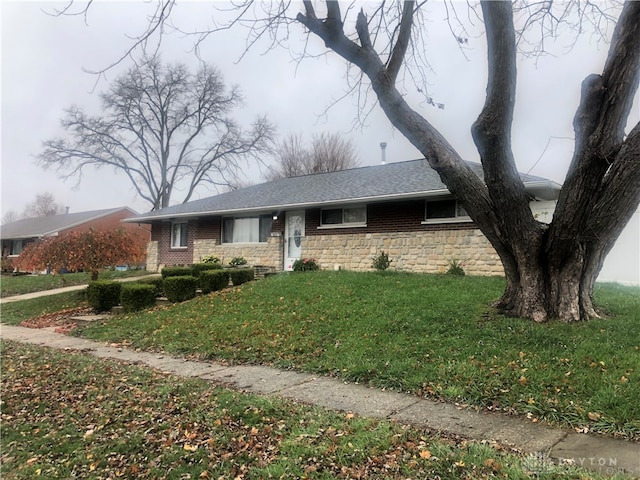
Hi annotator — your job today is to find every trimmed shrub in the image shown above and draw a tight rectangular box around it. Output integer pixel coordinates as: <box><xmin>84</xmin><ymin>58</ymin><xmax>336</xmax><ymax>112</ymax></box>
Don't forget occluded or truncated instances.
<box><xmin>120</xmin><ymin>283</ymin><xmax>157</xmax><ymax>313</ymax></box>
<box><xmin>200</xmin><ymin>269</ymin><xmax>230</xmax><ymax>294</ymax></box>
<box><xmin>163</xmin><ymin>275</ymin><xmax>198</xmax><ymax>303</ymax></box>
<box><xmin>136</xmin><ymin>277</ymin><xmax>164</xmax><ymax>297</ymax></box>
<box><xmin>161</xmin><ymin>266</ymin><xmax>193</xmax><ymax>279</ymax></box>
<box><xmin>229</xmin><ymin>268</ymin><xmax>255</xmax><ymax>286</ymax></box>
<box><xmin>191</xmin><ymin>262</ymin><xmax>223</xmax><ymax>277</ymax></box>
<box><xmin>86</xmin><ymin>281</ymin><xmax>122</xmax><ymax>313</ymax></box>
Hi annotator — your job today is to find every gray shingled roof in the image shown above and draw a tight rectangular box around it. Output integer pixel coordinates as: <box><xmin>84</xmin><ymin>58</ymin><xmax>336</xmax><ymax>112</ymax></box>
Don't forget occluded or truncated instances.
<box><xmin>128</xmin><ymin>159</ymin><xmax>561</xmax><ymax>222</ymax></box>
<box><xmin>1</xmin><ymin>207</ymin><xmax>134</xmax><ymax>240</ymax></box>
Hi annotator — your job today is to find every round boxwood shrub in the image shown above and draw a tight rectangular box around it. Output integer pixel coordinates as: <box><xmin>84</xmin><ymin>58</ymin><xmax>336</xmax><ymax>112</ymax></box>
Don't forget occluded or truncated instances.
<box><xmin>136</xmin><ymin>277</ymin><xmax>164</xmax><ymax>297</ymax></box>
<box><xmin>163</xmin><ymin>275</ymin><xmax>198</xmax><ymax>303</ymax></box>
<box><xmin>200</xmin><ymin>269</ymin><xmax>230</xmax><ymax>294</ymax></box>
<box><xmin>161</xmin><ymin>266</ymin><xmax>193</xmax><ymax>279</ymax></box>
<box><xmin>120</xmin><ymin>283</ymin><xmax>157</xmax><ymax>313</ymax></box>
<box><xmin>86</xmin><ymin>281</ymin><xmax>122</xmax><ymax>313</ymax></box>
<box><xmin>191</xmin><ymin>262</ymin><xmax>223</xmax><ymax>278</ymax></box>
<box><xmin>228</xmin><ymin>268</ymin><xmax>255</xmax><ymax>286</ymax></box>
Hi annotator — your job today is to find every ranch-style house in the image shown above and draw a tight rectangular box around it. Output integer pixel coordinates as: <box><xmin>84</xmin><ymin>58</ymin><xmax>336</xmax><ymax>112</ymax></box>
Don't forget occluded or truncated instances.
<box><xmin>126</xmin><ymin>159</ymin><xmax>560</xmax><ymax>276</ymax></box>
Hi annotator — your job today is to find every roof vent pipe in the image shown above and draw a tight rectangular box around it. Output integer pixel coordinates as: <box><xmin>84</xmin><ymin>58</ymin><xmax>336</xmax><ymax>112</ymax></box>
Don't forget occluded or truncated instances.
<box><xmin>380</xmin><ymin>142</ymin><xmax>387</xmax><ymax>165</ymax></box>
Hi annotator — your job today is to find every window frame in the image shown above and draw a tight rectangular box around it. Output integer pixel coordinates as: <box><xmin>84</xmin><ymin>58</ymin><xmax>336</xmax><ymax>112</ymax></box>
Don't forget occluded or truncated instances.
<box><xmin>221</xmin><ymin>215</ymin><xmax>273</xmax><ymax>244</ymax></box>
<box><xmin>170</xmin><ymin>221</ymin><xmax>189</xmax><ymax>249</ymax></box>
<box><xmin>422</xmin><ymin>198</ymin><xmax>471</xmax><ymax>224</ymax></box>
<box><xmin>8</xmin><ymin>239</ymin><xmax>24</xmax><ymax>257</ymax></box>
<box><xmin>318</xmin><ymin>205</ymin><xmax>367</xmax><ymax>229</ymax></box>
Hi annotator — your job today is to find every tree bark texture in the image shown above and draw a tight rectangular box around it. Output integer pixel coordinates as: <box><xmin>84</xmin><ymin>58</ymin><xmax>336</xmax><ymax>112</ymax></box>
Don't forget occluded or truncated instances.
<box><xmin>298</xmin><ymin>1</ymin><xmax>640</xmax><ymax>322</ymax></box>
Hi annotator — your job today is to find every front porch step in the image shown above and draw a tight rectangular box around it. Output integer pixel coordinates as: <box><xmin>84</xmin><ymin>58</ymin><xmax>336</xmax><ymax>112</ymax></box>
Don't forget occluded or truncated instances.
<box><xmin>69</xmin><ymin>315</ymin><xmax>110</xmax><ymax>326</ymax></box>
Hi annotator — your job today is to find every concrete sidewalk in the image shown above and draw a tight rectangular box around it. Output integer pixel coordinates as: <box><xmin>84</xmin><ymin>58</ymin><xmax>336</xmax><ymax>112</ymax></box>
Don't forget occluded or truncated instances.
<box><xmin>1</xmin><ymin>324</ymin><xmax>638</xmax><ymax>477</ymax></box>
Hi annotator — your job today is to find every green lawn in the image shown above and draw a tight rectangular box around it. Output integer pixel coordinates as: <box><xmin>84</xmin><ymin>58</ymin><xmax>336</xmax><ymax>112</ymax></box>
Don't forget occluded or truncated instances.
<box><xmin>70</xmin><ymin>271</ymin><xmax>640</xmax><ymax>440</ymax></box>
<box><xmin>1</xmin><ymin>340</ymin><xmax>620</xmax><ymax>480</ymax></box>
<box><xmin>0</xmin><ymin>269</ymin><xmax>150</xmax><ymax>298</ymax></box>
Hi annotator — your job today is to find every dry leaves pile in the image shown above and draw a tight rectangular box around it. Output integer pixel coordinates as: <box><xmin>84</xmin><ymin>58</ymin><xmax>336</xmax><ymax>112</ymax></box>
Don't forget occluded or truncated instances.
<box><xmin>17</xmin><ymin>306</ymin><xmax>93</xmax><ymax>333</ymax></box>
<box><xmin>1</xmin><ymin>341</ymin><xmax>547</xmax><ymax>480</ymax></box>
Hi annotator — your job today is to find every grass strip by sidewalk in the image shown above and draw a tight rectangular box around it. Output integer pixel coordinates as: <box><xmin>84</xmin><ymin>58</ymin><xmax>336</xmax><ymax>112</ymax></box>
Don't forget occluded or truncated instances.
<box><xmin>0</xmin><ymin>290</ymin><xmax>88</xmax><ymax>325</ymax></box>
<box><xmin>2</xmin><ymin>340</ymin><xmax>625</xmax><ymax>480</ymax></box>
<box><xmin>75</xmin><ymin>271</ymin><xmax>640</xmax><ymax>440</ymax></box>
<box><xmin>0</xmin><ymin>269</ymin><xmax>150</xmax><ymax>298</ymax></box>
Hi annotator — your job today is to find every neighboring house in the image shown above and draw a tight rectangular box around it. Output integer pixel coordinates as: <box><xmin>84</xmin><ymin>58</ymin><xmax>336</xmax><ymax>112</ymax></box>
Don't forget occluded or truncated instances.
<box><xmin>126</xmin><ymin>159</ymin><xmax>560</xmax><ymax>276</ymax></box>
<box><xmin>1</xmin><ymin>207</ymin><xmax>151</xmax><ymax>270</ymax></box>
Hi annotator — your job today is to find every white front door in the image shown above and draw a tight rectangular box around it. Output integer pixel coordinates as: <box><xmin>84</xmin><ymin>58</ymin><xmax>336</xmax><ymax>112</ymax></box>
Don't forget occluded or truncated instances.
<box><xmin>284</xmin><ymin>210</ymin><xmax>305</xmax><ymax>271</ymax></box>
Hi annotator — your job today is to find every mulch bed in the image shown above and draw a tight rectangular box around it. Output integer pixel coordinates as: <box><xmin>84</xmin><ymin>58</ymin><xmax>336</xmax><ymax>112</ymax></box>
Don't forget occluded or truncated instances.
<box><xmin>18</xmin><ymin>307</ymin><xmax>95</xmax><ymax>334</ymax></box>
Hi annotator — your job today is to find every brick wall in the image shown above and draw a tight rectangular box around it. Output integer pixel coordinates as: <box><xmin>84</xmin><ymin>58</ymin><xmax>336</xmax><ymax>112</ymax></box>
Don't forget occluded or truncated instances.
<box><xmin>155</xmin><ymin>221</ymin><xmax>195</xmax><ymax>266</ymax></box>
<box><xmin>150</xmin><ymin>217</ymin><xmax>285</xmax><ymax>270</ymax></box>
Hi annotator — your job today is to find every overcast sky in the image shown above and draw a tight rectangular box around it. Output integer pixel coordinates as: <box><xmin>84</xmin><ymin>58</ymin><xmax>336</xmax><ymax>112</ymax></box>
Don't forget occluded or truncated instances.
<box><xmin>1</xmin><ymin>1</ymin><xmax>638</xmax><ymax>281</ymax></box>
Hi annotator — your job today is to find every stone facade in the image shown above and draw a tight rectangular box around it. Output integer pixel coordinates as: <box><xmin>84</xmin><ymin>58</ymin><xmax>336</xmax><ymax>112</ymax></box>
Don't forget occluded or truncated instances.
<box><xmin>301</xmin><ymin>229</ymin><xmax>503</xmax><ymax>275</ymax></box>
<box><xmin>146</xmin><ymin>241</ymin><xmax>159</xmax><ymax>272</ymax></box>
<box><xmin>193</xmin><ymin>237</ymin><xmax>283</xmax><ymax>269</ymax></box>
<box><xmin>145</xmin><ymin>198</ymin><xmax>524</xmax><ymax>276</ymax></box>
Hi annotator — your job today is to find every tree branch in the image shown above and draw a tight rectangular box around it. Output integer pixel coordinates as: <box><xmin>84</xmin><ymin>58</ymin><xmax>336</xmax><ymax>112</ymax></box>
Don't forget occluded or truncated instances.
<box><xmin>471</xmin><ymin>1</ymin><xmax>541</xmax><ymax>244</ymax></box>
<box><xmin>386</xmin><ymin>1</ymin><xmax>414</xmax><ymax>83</ymax></box>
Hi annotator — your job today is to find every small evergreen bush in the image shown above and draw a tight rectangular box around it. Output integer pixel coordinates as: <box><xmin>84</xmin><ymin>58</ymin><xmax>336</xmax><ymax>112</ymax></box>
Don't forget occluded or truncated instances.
<box><xmin>86</xmin><ymin>281</ymin><xmax>122</xmax><ymax>313</ymax></box>
<box><xmin>136</xmin><ymin>277</ymin><xmax>164</xmax><ymax>297</ymax></box>
<box><xmin>120</xmin><ymin>283</ymin><xmax>157</xmax><ymax>313</ymax></box>
<box><xmin>292</xmin><ymin>258</ymin><xmax>319</xmax><ymax>272</ymax></box>
<box><xmin>163</xmin><ymin>275</ymin><xmax>198</xmax><ymax>303</ymax></box>
<box><xmin>372</xmin><ymin>251</ymin><xmax>393</xmax><ymax>271</ymax></box>
<box><xmin>191</xmin><ymin>262</ymin><xmax>223</xmax><ymax>277</ymax></box>
<box><xmin>229</xmin><ymin>268</ymin><xmax>255</xmax><ymax>286</ymax></box>
<box><xmin>161</xmin><ymin>266</ymin><xmax>193</xmax><ymax>279</ymax></box>
<box><xmin>200</xmin><ymin>270</ymin><xmax>230</xmax><ymax>294</ymax></box>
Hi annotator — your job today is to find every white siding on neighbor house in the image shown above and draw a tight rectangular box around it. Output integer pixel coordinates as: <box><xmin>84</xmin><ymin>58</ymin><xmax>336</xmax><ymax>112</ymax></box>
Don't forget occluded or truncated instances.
<box><xmin>598</xmin><ymin>209</ymin><xmax>640</xmax><ymax>286</ymax></box>
<box><xmin>530</xmin><ymin>200</ymin><xmax>556</xmax><ymax>224</ymax></box>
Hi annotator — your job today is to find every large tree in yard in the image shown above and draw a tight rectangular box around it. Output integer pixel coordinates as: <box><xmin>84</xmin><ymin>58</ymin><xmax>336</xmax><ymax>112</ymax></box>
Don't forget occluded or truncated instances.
<box><xmin>38</xmin><ymin>56</ymin><xmax>274</xmax><ymax>210</ymax></box>
<box><xmin>62</xmin><ymin>1</ymin><xmax>639</xmax><ymax>322</ymax></box>
<box><xmin>251</xmin><ymin>0</ymin><xmax>640</xmax><ymax>323</ymax></box>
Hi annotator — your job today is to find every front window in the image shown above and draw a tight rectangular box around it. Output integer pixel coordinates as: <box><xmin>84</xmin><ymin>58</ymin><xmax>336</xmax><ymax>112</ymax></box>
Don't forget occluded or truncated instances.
<box><xmin>222</xmin><ymin>215</ymin><xmax>272</xmax><ymax>243</ymax></box>
<box><xmin>171</xmin><ymin>222</ymin><xmax>188</xmax><ymax>248</ymax></box>
<box><xmin>424</xmin><ymin>199</ymin><xmax>469</xmax><ymax>222</ymax></box>
<box><xmin>9</xmin><ymin>240</ymin><xmax>24</xmax><ymax>256</ymax></box>
<box><xmin>320</xmin><ymin>206</ymin><xmax>366</xmax><ymax>226</ymax></box>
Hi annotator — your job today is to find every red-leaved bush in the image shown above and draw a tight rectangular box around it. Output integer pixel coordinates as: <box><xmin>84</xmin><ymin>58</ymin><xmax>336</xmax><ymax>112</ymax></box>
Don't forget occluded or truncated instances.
<box><xmin>14</xmin><ymin>229</ymin><xmax>146</xmax><ymax>280</ymax></box>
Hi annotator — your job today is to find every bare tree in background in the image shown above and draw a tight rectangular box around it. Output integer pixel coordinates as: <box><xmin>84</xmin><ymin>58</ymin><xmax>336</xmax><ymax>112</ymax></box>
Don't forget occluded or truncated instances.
<box><xmin>266</xmin><ymin>132</ymin><xmax>359</xmax><ymax>180</ymax></box>
<box><xmin>1</xmin><ymin>211</ymin><xmax>19</xmax><ymax>225</ymax></box>
<box><xmin>38</xmin><ymin>56</ymin><xmax>274</xmax><ymax>210</ymax></box>
<box><xmin>22</xmin><ymin>193</ymin><xmax>65</xmax><ymax>218</ymax></box>
<box><xmin>56</xmin><ymin>2</ymin><xmax>640</xmax><ymax>323</ymax></box>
